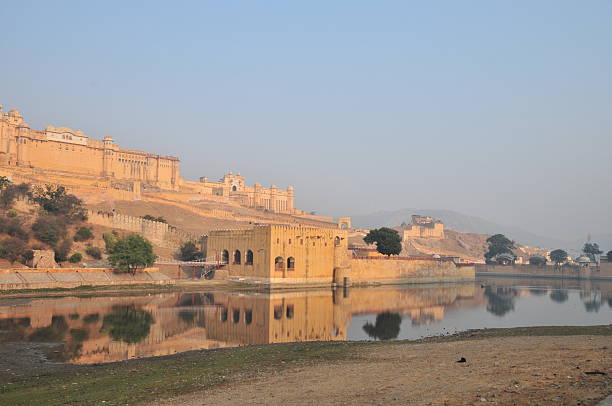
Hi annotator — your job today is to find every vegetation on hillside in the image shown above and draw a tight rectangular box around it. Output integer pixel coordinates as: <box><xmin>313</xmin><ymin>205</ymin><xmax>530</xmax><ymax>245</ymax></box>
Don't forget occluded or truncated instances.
<box><xmin>484</xmin><ymin>234</ymin><xmax>515</xmax><ymax>263</ymax></box>
<box><xmin>107</xmin><ymin>234</ymin><xmax>156</xmax><ymax>274</ymax></box>
<box><xmin>177</xmin><ymin>241</ymin><xmax>203</xmax><ymax>261</ymax></box>
<box><xmin>363</xmin><ymin>227</ymin><xmax>402</xmax><ymax>256</ymax></box>
<box><xmin>141</xmin><ymin>214</ymin><xmax>167</xmax><ymax>223</ymax></box>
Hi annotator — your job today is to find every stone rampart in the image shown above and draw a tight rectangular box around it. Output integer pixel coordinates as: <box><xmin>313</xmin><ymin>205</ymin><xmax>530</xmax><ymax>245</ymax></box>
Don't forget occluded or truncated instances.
<box><xmin>476</xmin><ymin>263</ymin><xmax>612</xmax><ymax>280</ymax></box>
<box><xmin>86</xmin><ymin>210</ymin><xmax>200</xmax><ymax>250</ymax></box>
<box><xmin>337</xmin><ymin>257</ymin><xmax>475</xmax><ymax>286</ymax></box>
<box><xmin>0</xmin><ymin>267</ymin><xmax>174</xmax><ymax>290</ymax></box>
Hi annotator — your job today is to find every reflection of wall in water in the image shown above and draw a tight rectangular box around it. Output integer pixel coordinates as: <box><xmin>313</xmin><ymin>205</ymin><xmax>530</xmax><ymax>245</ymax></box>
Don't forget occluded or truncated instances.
<box><xmin>0</xmin><ymin>285</ymin><xmax>487</xmax><ymax>364</ymax></box>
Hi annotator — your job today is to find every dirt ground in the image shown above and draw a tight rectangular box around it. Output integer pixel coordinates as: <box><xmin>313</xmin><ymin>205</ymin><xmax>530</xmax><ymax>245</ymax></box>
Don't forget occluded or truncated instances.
<box><xmin>155</xmin><ymin>335</ymin><xmax>611</xmax><ymax>406</ymax></box>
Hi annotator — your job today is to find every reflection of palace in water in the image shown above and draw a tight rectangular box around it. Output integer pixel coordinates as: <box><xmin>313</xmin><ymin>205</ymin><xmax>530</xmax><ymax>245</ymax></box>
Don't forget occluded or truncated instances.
<box><xmin>0</xmin><ymin>285</ymin><xmax>486</xmax><ymax>364</ymax></box>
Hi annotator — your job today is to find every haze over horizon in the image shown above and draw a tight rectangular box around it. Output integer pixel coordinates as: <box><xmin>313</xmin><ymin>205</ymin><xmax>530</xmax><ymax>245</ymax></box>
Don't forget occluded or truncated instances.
<box><xmin>1</xmin><ymin>1</ymin><xmax>610</xmax><ymax>243</ymax></box>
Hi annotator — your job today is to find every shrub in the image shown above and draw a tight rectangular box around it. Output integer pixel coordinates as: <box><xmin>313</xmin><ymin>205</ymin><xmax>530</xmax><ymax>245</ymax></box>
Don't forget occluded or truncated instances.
<box><xmin>69</xmin><ymin>253</ymin><xmax>82</xmax><ymax>263</ymax></box>
<box><xmin>103</xmin><ymin>232</ymin><xmax>117</xmax><ymax>252</ymax></box>
<box><xmin>29</xmin><ymin>185</ymin><xmax>87</xmax><ymax>223</ymax></box>
<box><xmin>54</xmin><ymin>239</ymin><xmax>72</xmax><ymax>263</ymax></box>
<box><xmin>141</xmin><ymin>215</ymin><xmax>167</xmax><ymax>223</ymax></box>
<box><xmin>0</xmin><ymin>216</ymin><xmax>29</xmax><ymax>241</ymax></box>
<box><xmin>0</xmin><ymin>183</ymin><xmax>29</xmax><ymax>209</ymax></box>
<box><xmin>73</xmin><ymin>227</ymin><xmax>94</xmax><ymax>242</ymax></box>
<box><xmin>32</xmin><ymin>216</ymin><xmax>67</xmax><ymax>246</ymax></box>
<box><xmin>6</xmin><ymin>210</ymin><xmax>17</xmax><ymax>218</ymax></box>
<box><xmin>85</xmin><ymin>246</ymin><xmax>102</xmax><ymax>260</ymax></box>
<box><xmin>0</xmin><ymin>237</ymin><xmax>27</xmax><ymax>263</ymax></box>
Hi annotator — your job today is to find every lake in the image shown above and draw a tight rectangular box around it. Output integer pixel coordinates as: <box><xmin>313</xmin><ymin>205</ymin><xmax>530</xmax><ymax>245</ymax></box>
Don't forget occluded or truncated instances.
<box><xmin>0</xmin><ymin>277</ymin><xmax>610</xmax><ymax>364</ymax></box>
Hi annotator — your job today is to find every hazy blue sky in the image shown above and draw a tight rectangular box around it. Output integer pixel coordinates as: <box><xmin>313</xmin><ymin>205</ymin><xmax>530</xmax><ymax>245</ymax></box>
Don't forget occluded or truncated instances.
<box><xmin>1</xmin><ymin>1</ymin><xmax>610</xmax><ymax>241</ymax></box>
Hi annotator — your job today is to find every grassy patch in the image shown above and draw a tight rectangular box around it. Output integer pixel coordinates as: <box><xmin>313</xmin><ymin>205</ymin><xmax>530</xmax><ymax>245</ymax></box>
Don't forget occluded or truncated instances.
<box><xmin>0</xmin><ymin>341</ymin><xmax>364</xmax><ymax>406</ymax></box>
<box><xmin>1</xmin><ymin>325</ymin><xmax>610</xmax><ymax>405</ymax></box>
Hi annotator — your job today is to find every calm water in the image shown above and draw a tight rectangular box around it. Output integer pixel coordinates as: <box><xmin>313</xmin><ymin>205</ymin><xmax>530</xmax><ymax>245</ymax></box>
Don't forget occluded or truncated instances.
<box><xmin>0</xmin><ymin>278</ymin><xmax>610</xmax><ymax>364</ymax></box>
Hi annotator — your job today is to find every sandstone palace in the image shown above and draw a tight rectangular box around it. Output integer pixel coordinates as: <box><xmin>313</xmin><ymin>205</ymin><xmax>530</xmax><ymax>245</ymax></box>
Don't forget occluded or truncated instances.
<box><xmin>0</xmin><ymin>107</ymin><xmax>295</xmax><ymax>214</ymax></box>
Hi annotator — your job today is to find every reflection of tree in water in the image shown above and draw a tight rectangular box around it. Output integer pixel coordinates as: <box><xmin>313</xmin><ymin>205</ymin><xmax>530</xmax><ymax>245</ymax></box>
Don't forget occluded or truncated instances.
<box><xmin>608</xmin><ymin>298</ymin><xmax>612</xmax><ymax>308</ymax></box>
<box><xmin>581</xmin><ymin>291</ymin><xmax>602</xmax><ymax>313</ymax></box>
<box><xmin>0</xmin><ymin>317</ymin><xmax>30</xmax><ymax>341</ymax></box>
<box><xmin>363</xmin><ymin>312</ymin><xmax>402</xmax><ymax>340</ymax></box>
<box><xmin>484</xmin><ymin>287</ymin><xmax>517</xmax><ymax>317</ymax></box>
<box><xmin>177</xmin><ymin>293</ymin><xmax>215</xmax><ymax>307</ymax></box>
<box><xmin>549</xmin><ymin>290</ymin><xmax>569</xmax><ymax>303</ymax></box>
<box><xmin>29</xmin><ymin>315</ymin><xmax>68</xmax><ymax>342</ymax></box>
<box><xmin>529</xmin><ymin>288</ymin><xmax>547</xmax><ymax>296</ymax></box>
<box><xmin>100</xmin><ymin>305</ymin><xmax>155</xmax><ymax>344</ymax></box>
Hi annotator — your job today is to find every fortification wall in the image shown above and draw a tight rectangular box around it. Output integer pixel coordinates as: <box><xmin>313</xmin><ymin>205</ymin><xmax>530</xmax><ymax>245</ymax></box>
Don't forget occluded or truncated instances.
<box><xmin>338</xmin><ymin>257</ymin><xmax>475</xmax><ymax>286</ymax></box>
<box><xmin>476</xmin><ymin>263</ymin><xmax>612</xmax><ymax>280</ymax></box>
<box><xmin>0</xmin><ymin>267</ymin><xmax>174</xmax><ymax>290</ymax></box>
<box><xmin>86</xmin><ymin>210</ymin><xmax>200</xmax><ymax>250</ymax></box>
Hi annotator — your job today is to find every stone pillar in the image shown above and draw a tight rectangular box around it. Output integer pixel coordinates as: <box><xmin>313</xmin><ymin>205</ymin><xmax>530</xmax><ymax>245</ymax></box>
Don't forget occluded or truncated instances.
<box><xmin>286</xmin><ymin>186</ymin><xmax>294</xmax><ymax>213</ymax></box>
<box><xmin>102</xmin><ymin>136</ymin><xmax>113</xmax><ymax>177</ymax></box>
<box><xmin>270</xmin><ymin>184</ymin><xmax>278</xmax><ymax>212</ymax></box>
<box><xmin>253</xmin><ymin>182</ymin><xmax>262</xmax><ymax>207</ymax></box>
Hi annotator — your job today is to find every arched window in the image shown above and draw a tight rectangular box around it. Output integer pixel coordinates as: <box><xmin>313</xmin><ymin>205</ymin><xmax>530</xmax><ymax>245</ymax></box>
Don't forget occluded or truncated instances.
<box><xmin>222</xmin><ymin>250</ymin><xmax>229</xmax><ymax>264</ymax></box>
<box><xmin>287</xmin><ymin>257</ymin><xmax>295</xmax><ymax>270</ymax></box>
<box><xmin>245</xmin><ymin>309</ymin><xmax>253</xmax><ymax>325</ymax></box>
<box><xmin>274</xmin><ymin>256</ymin><xmax>284</xmax><ymax>270</ymax></box>
<box><xmin>232</xmin><ymin>185</ymin><xmax>237</xmax><ymax>191</ymax></box>
<box><xmin>245</xmin><ymin>250</ymin><xmax>254</xmax><ymax>265</ymax></box>
<box><xmin>234</xmin><ymin>250</ymin><xmax>241</xmax><ymax>264</ymax></box>
<box><xmin>232</xmin><ymin>309</ymin><xmax>240</xmax><ymax>323</ymax></box>
<box><xmin>334</xmin><ymin>236</ymin><xmax>341</xmax><ymax>246</ymax></box>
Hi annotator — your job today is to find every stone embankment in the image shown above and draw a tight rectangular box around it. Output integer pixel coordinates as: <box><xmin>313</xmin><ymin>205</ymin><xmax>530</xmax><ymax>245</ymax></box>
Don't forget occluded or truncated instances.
<box><xmin>0</xmin><ymin>268</ymin><xmax>174</xmax><ymax>290</ymax></box>
<box><xmin>476</xmin><ymin>262</ymin><xmax>612</xmax><ymax>280</ymax></box>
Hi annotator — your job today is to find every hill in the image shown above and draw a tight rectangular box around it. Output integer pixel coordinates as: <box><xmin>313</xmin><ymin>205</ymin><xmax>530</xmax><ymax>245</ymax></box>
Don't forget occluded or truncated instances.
<box><xmin>350</xmin><ymin>208</ymin><xmax>568</xmax><ymax>249</ymax></box>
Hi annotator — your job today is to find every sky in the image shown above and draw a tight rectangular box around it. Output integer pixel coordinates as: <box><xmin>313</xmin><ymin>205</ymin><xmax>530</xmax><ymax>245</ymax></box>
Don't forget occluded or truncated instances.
<box><xmin>0</xmin><ymin>1</ymin><xmax>610</xmax><ymax>242</ymax></box>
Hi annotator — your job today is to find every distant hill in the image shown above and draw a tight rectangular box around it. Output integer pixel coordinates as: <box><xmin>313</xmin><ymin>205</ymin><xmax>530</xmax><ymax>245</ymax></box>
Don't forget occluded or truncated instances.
<box><xmin>350</xmin><ymin>208</ymin><xmax>569</xmax><ymax>249</ymax></box>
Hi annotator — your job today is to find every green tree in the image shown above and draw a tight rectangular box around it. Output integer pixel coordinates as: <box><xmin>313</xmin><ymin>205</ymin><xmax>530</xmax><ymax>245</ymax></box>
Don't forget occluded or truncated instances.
<box><xmin>30</xmin><ymin>185</ymin><xmax>87</xmax><ymax>222</ymax></box>
<box><xmin>108</xmin><ymin>234</ymin><xmax>156</xmax><ymax>274</ymax></box>
<box><xmin>582</xmin><ymin>242</ymin><xmax>603</xmax><ymax>263</ymax></box>
<box><xmin>528</xmin><ymin>255</ymin><xmax>547</xmax><ymax>266</ymax></box>
<box><xmin>73</xmin><ymin>226</ymin><xmax>94</xmax><ymax>242</ymax></box>
<box><xmin>484</xmin><ymin>234</ymin><xmax>515</xmax><ymax>262</ymax></box>
<box><xmin>363</xmin><ymin>227</ymin><xmax>402</xmax><ymax>256</ymax></box>
<box><xmin>177</xmin><ymin>241</ymin><xmax>202</xmax><ymax>261</ymax></box>
<box><xmin>100</xmin><ymin>305</ymin><xmax>155</xmax><ymax>344</ymax></box>
<box><xmin>549</xmin><ymin>249</ymin><xmax>568</xmax><ymax>266</ymax></box>
<box><xmin>362</xmin><ymin>312</ymin><xmax>402</xmax><ymax>340</ymax></box>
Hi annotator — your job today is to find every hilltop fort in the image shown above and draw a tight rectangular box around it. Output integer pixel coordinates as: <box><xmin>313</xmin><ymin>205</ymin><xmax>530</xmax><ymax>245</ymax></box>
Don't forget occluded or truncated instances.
<box><xmin>0</xmin><ymin>107</ymin><xmax>296</xmax><ymax>215</ymax></box>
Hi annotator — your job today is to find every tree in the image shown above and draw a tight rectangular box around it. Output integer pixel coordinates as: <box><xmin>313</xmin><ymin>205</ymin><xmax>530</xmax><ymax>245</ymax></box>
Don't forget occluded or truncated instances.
<box><xmin>528</xmin><ymin>255</ymin><xmax>547</xmax><ymax>266</ymax></box>
<box><xmin>30</xmin><ymin>185</ymin><xmax>87</xmax><ymax>222</ymax></box>
<box><xmin>363</xmin><ymin>227</ymin><xmax>402</xmax><ymax>256</ymax></box>
<box><xmin>362</xmin><ymin>312</ymin><xmax>402</xmax><ymax>340</ymax></box>
<box><xmin>549</xmin><ymin>249</ymin><xmax>568</xmax><ymax>266</ymax></box>
<box><xmin>582</xmin><ymin>242</ymin><xmax>603</xmax><ymax>263</ymax></box>
<box><xmin>177</xmin><ymin>241</ymin><xmax>202</xmax><ymax>261</ymax></box>
<box><xmin>69</xmin><ymin>253</ymin><xmax>82</xmax><ymax>263</ymax></box>
<box><xmin>54</xmin><ymin>239</ymin><xmax>73</xmax><ymax>263</ymax></box>
<box><xmin>0</xmin><ymin>237</ymin><xmax>28</xmax><ymax>263</ymax></box>
<box><xmin>484</xmin><ymin>234</ymin><xmax>515</xmax><ymax>262</ymax></box>
<box><xmin>108</xmin><ymin>234</ymin><xmax>156</xmax><ymax>274</ymax></box>
<box><xmin>607</xmin><ymin>250</ymin><xmax>612</xmax><ymax>262</ymax></box>
<box><xmin>141</xmin><ymin>215</ymin><xmax>167</xmax><ymax>223</ymax></box>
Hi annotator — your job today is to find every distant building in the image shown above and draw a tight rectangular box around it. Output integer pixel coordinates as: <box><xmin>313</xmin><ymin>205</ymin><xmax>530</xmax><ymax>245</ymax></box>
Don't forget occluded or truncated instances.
<box><xmin>396</xmin><ymin>215</ymin><xmax>445</xmax><ymax>240</ymax></box>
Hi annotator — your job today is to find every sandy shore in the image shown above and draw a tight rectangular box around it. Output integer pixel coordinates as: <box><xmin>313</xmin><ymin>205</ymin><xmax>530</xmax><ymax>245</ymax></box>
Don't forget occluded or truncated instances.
<box><xmin>0</xmin><ymin>326</ymin><xmax>610</xmax><ymax>405</ymax></box>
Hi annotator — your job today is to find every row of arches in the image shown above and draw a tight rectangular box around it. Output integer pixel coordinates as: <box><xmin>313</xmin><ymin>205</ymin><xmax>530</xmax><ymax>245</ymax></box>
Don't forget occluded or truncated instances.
<box><xmin>221</xmin><ymin>250</ymin><xmax>254</xmax><ymax>265</ymax></box>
